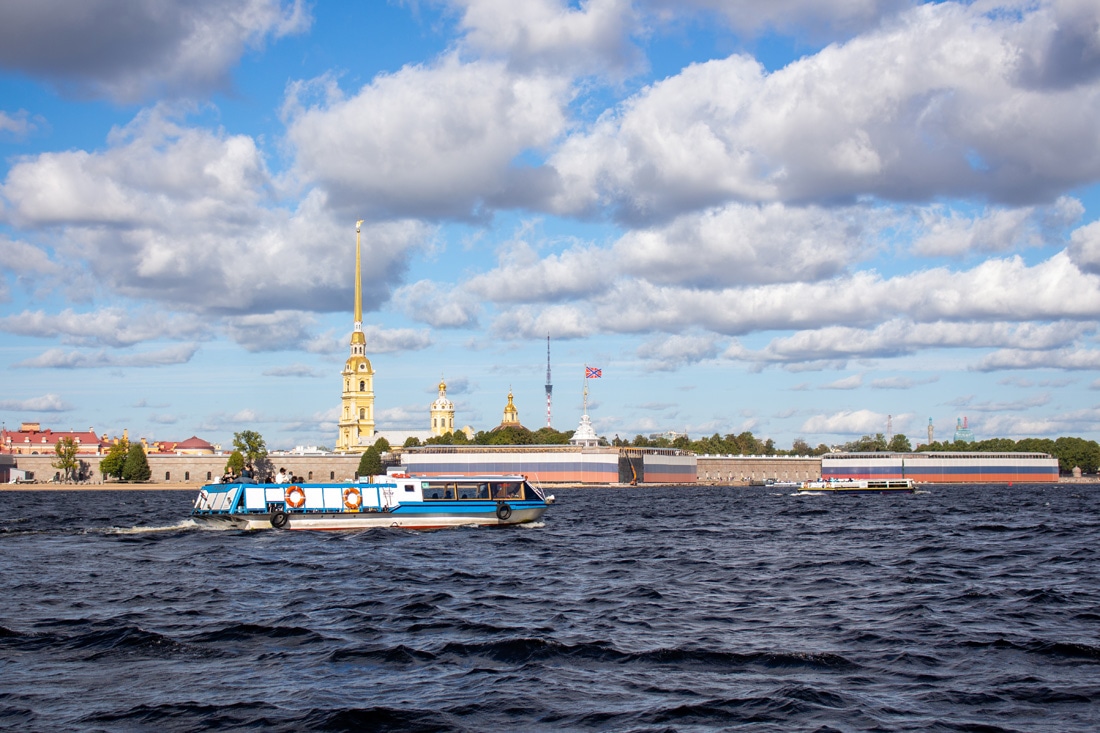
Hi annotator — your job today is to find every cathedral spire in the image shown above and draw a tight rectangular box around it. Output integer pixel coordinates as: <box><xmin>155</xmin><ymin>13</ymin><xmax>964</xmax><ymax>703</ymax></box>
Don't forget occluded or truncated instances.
<box><xmin>353</xmin><ymin>219</ymin><xmax>364</xmax><ymax>343</ymax></box>
<box><xmin>336</xmin><ymin>220</ymin><xmax>375</xmax><ymax>453</ymax></box>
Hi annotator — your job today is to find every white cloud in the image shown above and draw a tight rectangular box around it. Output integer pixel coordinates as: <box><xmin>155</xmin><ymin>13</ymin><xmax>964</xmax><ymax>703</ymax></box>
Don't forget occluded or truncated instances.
<box><xmin>912</xmin><ymin>197</ymin><xmax>1083</xmax><ymax>257</ymax></box>
<box><xmin>0</xmin><ymin>110</ymin><xmax>38</xmax><ymax>139</ymax></box>
<box><xmin>13</xmin><ymin>344</ymin><xmax>199</xmax><ymax>369</ymax></box>
<box><xmin>0</xmin><ymin>108</ymin><xmax>433</xmax><ymax>315</ymax></box>
<box><xmin>648</xmin><ymin>0</ymin><xmax>913</xmax><ymax>38</ymax></box>
<box><xmin>393</xmin><ymin>280</ymin><xmax>480</xmax><ymax>328</ymax></box>
<box><xmin>284</xmin><ymin>56</ymin><xmax>570</xmax><ymax>219</ymax></box>
<box><xmin>455</xmin><ymin>0</ymin><xmax>643</xmax><ymax>78</ymax></box>
<box><xmin>548</xmin><ymin>3</ymin><xmax>1100</xmax><ymax>220</ymax></box>
<box><xmin>615</xmin><ymin>203</ymin><xmax>880</xmax><ymax>286</ymax></box>
<box><xmin>359</xmin><ymin>326</ymin><xmax>433</xmax><ymax>354</ymax></box>
<box><xmin>1066</xmin><ymin>220</ymin><xmax>1100</xmax><ymax>274</ymax></box>
<box><xmin>636</xmin><ymin>333</ymin><xmax>720</xmax><ymax>371</ymax></box>
<box><xmin>871</xmin><ymin>375</ymin><xmax>940</xmax><ymax>389</ymax></box>
<box><xmin>822</xmin><ymin>373</ymin><xmax>863</xmax><ymax>389</ymax></box>
<box><xmin>0</xmin><ymin>308</ymin><xmax>206</xmax><ymax>348</ymax></box>
<box><xmin>262</xmin><ymin>364</ymin><xmax>326</xmax><ymax>378</ymax></box>
<box><xmin>953</xmin><ymin>393</ymin><xmax>1053</xmax><ymax>412</ymax></box>
<box><xmin>974</xmin><ymin>347</ymin><xmax>1100</xmax><ymax>371</ymax></box>
<box><xmin>582</xmin><ymin>251</ymin><xmax>1100</xmax><ymax>340</ymax></box>
<box><xmin>0</xmin><ymin>393</ymin><xmax>73</xmax><ymax>412</ymax></box>
<box><xmin>491</xmin><ymin>304</ymin><xmax>594</xmax><ymax>340</ymax></box>
<box><xmin>725</xmin><ymin>319</ymin><xmax>1092</xmax><ymax>366</ymax></box>
<box><xmin>800</xmin><ymin>408</ymin><xmax>894</xmax><ymax>435</ymax></box>
<box><xmin>226</xmin><ymin>311</ymin><xmax>324</xmax><ymax>353</ymax></box>
<box><xmin>0</xmin><ymin>0</ymin><xmax>310</xmax><ymax>103</ymax></box>
<box><xmin>0</xmin><ymin>238</ymin><xmax>59</xmax><ymax>275</ymax></box>
<box><xmin>467</xmin><ymin>240</ymin><xmax>613</xmax><ymax>302</ymax></box>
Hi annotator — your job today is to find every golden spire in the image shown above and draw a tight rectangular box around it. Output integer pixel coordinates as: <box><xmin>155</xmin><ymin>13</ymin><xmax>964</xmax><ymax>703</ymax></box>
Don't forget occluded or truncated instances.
<box><xmin>352</xmin><ymin>220</ymin><xmax>365</xmax><ymax>346</ymax></box>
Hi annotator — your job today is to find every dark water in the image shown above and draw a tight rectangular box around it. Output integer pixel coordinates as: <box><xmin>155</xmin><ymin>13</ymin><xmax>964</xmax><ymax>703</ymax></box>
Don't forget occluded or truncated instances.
<box><xmin>2</xmin><ymin>485</ymin><xmax>1099</xmax><ymax>732</ymax></box>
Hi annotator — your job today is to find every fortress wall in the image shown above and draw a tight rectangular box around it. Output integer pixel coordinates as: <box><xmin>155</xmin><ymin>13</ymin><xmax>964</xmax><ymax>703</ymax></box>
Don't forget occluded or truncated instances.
<box><xmin>15</xmin><ymin>452</ymin><xmax>820</xmax><ymax>487</ymax></box>
<box><xmin>696</xmin><ymin>456</ymin><xmax>822</xmax><ymax>485</ymax></box>
<box><xmin>11</xmin><ymin>454</ymin><xmax>362</xmax><ymax>484</ymax></box>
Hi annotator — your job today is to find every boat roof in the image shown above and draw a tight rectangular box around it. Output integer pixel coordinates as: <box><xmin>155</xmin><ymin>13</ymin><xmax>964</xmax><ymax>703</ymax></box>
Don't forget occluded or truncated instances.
<box><xmin>411</xmin><ymin>474</ymin><xmax>529</xmax><ymax>481</ymax></box>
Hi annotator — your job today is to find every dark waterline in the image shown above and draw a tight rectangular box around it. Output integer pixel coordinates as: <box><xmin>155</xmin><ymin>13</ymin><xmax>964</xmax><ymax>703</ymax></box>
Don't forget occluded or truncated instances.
<box><xmin>2</xmin><ymin>484</ymin><xmax>1099</xmax><ymax>732</ymax></box>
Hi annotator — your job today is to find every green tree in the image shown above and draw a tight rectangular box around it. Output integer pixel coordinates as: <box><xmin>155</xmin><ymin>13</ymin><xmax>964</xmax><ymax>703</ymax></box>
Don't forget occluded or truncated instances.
<box><xmin>373</xmin><ymin>437</ymin><xmax>391</xmax><ymax>453</ymax></box>
<box><xmin>887</xmin><ymin>433</ymin><xmax>913</xmax><ymax>452</ymax></box>
<box><xmin>232</xmin><ymin>430</ymin><xmax>267</xmax><ymax>463</ymax></box>
<box><xmin>791</xmin><ymin>438</ymin><xmax>812</xmax><ymax>455</ymax></box>
<box><xmin>357</xmin><ymin>447</ymin><xmax>382</xmax><ymax>478</ymax></box>
<box><xmin>844</xmin><ymin>433</ymin><xmax>888</xmax><ymax>452</ymax></box>
<box><xmin>122</xmin><ymin>442</ymin><xmax>151</xmax><ymax>482</ymax></box>
<box><xmin>52</xmin><ymin>437</ymin><xmax>79</xmax><ymax>482</ymax></box>
<box><xmin>225</xmin><ymin>450</ymin><xmax>245</xmax><ymax>475</ymax></box>
<box><xmin>1052</xmin><ymin>436</ymin><xmax>1100</xmax><ymax>473</ymax></box>
<box><xmin>403</xmin><ymin>436</ymin><xmax>421</xmax><ymax>448</ymax></box>
<box><xmin>100</xmin><ymin>439</ymin><xmax>129</xmax><ymax>480</ymax></box>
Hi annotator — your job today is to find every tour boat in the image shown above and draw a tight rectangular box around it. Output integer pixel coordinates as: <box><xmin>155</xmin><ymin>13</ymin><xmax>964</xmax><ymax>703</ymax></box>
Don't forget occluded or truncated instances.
<box><xmin>190</xmin><ymin>469</ymin><xmax>554</xmax><ymax>530</ymax></box>
<box><xmin>797</xmin><ymin>478</ymin><xmax>916</xmax><ymax>494</ymax></box>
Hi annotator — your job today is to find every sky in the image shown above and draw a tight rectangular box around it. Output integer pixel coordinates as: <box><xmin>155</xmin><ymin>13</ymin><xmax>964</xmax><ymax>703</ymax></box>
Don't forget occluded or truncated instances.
<box><xmin>2</xmin><ymin>0</ymin><xmax>1100</xmax><ymax>451</ymax></box>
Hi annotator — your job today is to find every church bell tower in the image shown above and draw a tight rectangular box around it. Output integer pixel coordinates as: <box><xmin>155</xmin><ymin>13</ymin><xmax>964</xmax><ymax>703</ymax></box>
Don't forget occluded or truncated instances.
<box><xmin>336</xmin><ymin>220</ymin><xmax>376</xmax><ymax>452</ymax></box>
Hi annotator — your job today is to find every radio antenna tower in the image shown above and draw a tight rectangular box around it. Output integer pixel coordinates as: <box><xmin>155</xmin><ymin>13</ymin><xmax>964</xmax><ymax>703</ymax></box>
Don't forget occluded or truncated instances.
<box><xmin>886</xmin><ymin>414</ymin><xmax>893</xmax><ymax>442</ymax></box>
<box><xmin>545</xmin><ymin>334</ymin><xmax>553</xmax><ymax>427</ymax></box>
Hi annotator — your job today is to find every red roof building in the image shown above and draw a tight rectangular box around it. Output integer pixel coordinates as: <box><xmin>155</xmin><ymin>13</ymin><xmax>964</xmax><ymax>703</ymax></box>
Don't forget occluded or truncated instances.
<box><xmin>1</xmin><ymin>422</ymin><xmax>108</xmax><ymax>456</ymax></box>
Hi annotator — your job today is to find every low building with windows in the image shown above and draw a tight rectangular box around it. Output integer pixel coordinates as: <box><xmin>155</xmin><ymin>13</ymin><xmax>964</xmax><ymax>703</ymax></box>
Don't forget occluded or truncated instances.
<box><xmin>1</xmin><ymin>422</ymin><xmax>107</xmax><ymax>455</ymax></box>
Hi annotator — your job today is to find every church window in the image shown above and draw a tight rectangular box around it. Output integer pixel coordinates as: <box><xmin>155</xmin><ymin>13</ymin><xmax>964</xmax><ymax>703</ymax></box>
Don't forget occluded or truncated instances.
<box><xmin>360</xmin><ymin>380</ymin><xmax>365</xmax><ymax>391</ymax></box>
<box><xmin>360</xmin><ymin>408</ymin><xmax>365</xmax><ymax>419</ymax></box>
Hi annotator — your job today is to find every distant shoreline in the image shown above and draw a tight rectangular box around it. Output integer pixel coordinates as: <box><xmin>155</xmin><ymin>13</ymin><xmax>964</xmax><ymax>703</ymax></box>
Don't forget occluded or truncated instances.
<box><xmin>3</xmin><ymin>477</ymin><xmax>1097</xmax><ymax>492</ymax></box>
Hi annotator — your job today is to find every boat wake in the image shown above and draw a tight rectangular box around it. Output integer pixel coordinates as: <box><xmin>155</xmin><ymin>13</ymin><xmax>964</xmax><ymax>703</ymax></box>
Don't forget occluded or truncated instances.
<box><xmin>103</xmin><ymin>519</ymin><xmax>203</xmax><ymax>535</ymax></box>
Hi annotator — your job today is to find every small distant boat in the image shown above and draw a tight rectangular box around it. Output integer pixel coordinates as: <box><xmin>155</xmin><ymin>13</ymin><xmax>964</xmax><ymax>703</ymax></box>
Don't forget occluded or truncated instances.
<box><xmin>798</xmin><ymin>478</ymin><xmax>916</xmax><ymax>494</ymax></box>
<box><xmin>191</xmin><ymin>469</ymin><xmax>554</xmax><ymax>530</ymax></box>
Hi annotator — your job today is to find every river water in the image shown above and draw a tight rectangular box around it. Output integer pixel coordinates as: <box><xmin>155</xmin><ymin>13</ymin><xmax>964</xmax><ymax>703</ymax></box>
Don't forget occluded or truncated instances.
<box><xmin>1</xmin><ymin>484</ymin><xmax>1098</xmax><ymax>731</ymax></box>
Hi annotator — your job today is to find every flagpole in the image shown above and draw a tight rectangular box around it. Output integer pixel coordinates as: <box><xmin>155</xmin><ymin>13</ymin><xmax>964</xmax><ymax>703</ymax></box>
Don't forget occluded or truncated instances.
<box><xmin>583</xmin><ymin>364</ymin><xmax>589</xmax><ymax>416</ymax></box>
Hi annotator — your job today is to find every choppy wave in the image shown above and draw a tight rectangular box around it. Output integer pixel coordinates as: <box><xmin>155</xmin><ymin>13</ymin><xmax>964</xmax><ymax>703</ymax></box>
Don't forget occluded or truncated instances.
<box><xmin>2</xmin><ymin>484</ymin><xmax>1099</xmax><ymax>731</ymax></box>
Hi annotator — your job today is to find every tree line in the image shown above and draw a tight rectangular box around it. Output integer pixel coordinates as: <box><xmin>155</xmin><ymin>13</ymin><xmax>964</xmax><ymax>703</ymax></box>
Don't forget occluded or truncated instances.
<box><xmin>617</xmin><ymin>431</ymin><xmax>1100</xmax><ymax>473</ymax></box>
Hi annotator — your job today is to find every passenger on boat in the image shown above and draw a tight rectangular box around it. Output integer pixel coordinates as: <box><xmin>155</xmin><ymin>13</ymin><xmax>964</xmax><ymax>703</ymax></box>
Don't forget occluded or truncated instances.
<box><xmin>275</xmin><ymin>468</ymin><xmax>289</xmax><ymax>483</ymax></box>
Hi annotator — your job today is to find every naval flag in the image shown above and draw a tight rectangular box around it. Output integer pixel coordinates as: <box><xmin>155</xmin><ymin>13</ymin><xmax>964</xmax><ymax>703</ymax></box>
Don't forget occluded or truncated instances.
<box><xmin>585</xmin><ymin>366</ymin><xmax>602</xmax><ymax>379</ymax></box>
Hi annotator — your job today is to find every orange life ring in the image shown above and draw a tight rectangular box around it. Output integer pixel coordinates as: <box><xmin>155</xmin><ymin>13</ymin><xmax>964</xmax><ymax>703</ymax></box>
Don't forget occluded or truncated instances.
<box><xmin>343</xmin><ymin>487</ymin><xmax>362</xmax><ymax>510</ymax></box>
<box><xmin>285</xmin><ymin>485</ymin><xmax>306</xmax><ymax>509</ymax></box>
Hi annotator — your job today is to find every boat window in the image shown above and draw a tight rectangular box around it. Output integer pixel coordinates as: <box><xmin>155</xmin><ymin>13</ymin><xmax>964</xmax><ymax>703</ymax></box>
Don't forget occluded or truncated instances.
<box><xmin>491</xmin><ymin>482</ymin><xmax>523</xmax><ymax>499</ymax></box>
<box><xmin>422</xmin><ymin>481</ymin><xmax>455</xmax><ymax>500</ymax></box>
<box><xmin>453</xmin><ymin>482</ymin><xmax>487</xmax><ymax>499</ymax></box>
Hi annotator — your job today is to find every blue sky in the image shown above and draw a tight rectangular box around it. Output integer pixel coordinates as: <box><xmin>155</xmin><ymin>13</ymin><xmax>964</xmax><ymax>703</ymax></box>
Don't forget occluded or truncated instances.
<box><xmin>3</xmin><ymin>0</ymin><xmax>1100</xmax><ymax>451</ymax></box>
